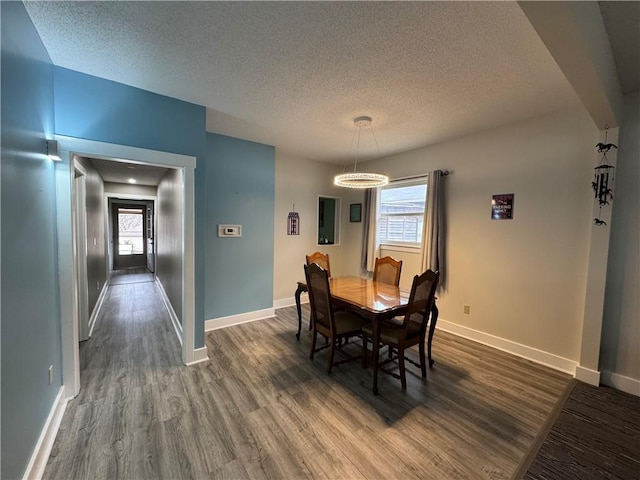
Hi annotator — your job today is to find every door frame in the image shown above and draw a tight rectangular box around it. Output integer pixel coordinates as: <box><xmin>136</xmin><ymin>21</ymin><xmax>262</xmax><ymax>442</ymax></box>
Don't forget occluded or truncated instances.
<box><xmin>104</xmin><ymin>194</ymin><xmax>157</xmax><ymax>281</ymax></box>
<box><xmin>55</xmin><ymin>136</ymin><xmax>197</xmax><ymax>399</ymax></box>
<box><xmin>72</xmin><ymin>159</ymin><xmax>90</xmax><ymax>342</ymax></box>
<box><xmin>110</xmin><ymin>201</ymin><xmax>149</xmax><ymax>270</ymax></box>
<box><xmin>146</xmin><ymin>201</ymin><xmax>155</xmax><ymax>273</ymax></box>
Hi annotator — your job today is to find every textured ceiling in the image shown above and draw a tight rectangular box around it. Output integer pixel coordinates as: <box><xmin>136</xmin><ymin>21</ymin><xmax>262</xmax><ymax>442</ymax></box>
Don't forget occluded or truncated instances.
<box><xmin>25</xmin><ymin>1</ymin><xmax>588</xmax><ymax>165</ymax></box>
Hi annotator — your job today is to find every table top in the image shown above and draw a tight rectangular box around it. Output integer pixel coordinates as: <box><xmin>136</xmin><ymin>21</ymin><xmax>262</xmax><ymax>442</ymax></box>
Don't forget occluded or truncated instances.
<box><xmin>301</xmin><ymin>275</ymin><xmax>410</xmax><ymax>316</ymax></box>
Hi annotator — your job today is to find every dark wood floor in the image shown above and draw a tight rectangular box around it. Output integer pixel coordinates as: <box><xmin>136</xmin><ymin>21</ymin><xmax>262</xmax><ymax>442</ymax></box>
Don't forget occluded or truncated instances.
<box><xmin>524</xmin><ymin>380</ymin><xmax>640</xmax><ymax>480</ymax></box>
<box><xmin>44</xmin><ymin>280</ymin><xmax>571</xmax><ymax>479</ymax></box>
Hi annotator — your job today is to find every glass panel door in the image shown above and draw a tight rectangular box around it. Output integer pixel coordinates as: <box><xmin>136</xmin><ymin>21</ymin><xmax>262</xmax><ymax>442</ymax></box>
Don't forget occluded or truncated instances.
<box><xmin>112</xmin><ymin>204</ymin><xmax>147</xmax><ymax>270</ymax></box>
<box><xmin>118</xmin><ymin>207</ymin><xmax>144</xmax><ymax>255</ymax></box>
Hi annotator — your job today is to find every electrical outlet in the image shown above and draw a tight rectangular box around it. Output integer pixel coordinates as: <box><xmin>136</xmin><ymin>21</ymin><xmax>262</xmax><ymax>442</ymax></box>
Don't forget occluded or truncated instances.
<box><xmin>48</xmin><ymin>365</ymin><xmax>54</xmax><ymax>385</ymax></box>
<box><xmin>463</xmin><ymin>304</ymin><xmax>471</xmax><ymax>314</ymax></box>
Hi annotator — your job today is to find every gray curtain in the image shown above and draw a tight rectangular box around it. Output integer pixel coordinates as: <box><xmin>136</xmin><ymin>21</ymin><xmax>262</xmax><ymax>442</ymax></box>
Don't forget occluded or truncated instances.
<box><xmin>361</xmin><ymin>188</ymin><xmax>373</xmax><ymax>271</ymax></box>
<box><xmin>420</xmin><ymin>170</ymin><xmax>445</xmax><ymax>289</ymax></box>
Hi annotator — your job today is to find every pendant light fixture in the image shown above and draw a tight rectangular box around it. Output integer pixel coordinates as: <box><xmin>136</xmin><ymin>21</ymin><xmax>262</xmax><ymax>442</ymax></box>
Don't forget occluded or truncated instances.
<box><xmin>334</xmin><ymin>116</ymin><xmax>389</xmax><ymax>189</ymax></box>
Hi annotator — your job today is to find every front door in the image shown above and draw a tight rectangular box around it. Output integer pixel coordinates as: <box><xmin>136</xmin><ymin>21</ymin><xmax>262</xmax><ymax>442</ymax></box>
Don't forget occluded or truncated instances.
<box><xmin>112</xmin><ymin>204</ymin><xmax>147</xmax><ymax>270</ymax></box>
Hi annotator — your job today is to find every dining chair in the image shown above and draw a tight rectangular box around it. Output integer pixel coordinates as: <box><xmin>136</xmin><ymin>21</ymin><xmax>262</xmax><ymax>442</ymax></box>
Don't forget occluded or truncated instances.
<box><xmin>306</xmin><ymin>251</ymin><xmax>331</xmax><ymax>277</ymax></box>
<box><xmin>362</xmin><ymin>269</ymin><xmax>439</xmax><ymax>390</ymax></box>
<box><xmin>304</xmin><ymin>262</ymin><xmax>364</xmax><ymax>374</ymax></box>
<box><xmin>372</xmin><ymin>256</ymin><xmax>403</xmax><ymax>286</ymax></box>
<box><xmin>305</xmin><ymin>251</ymin><xmax>333</xmax><ymax>330</ymax></box>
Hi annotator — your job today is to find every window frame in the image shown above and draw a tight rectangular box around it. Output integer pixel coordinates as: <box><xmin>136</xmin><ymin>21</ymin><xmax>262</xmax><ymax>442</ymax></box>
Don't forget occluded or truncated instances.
<box><xmin>376</xmin><ymin>177</ymin><xmax>428</xmax><ymax>249</ymax></box>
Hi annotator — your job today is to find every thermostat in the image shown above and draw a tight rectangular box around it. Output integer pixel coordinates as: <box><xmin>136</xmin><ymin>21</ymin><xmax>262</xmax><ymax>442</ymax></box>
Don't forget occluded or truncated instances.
<box><xmin>218</xmin><ymin>224</ymin><xmax>242</xmax><ymax>237</ymax></box>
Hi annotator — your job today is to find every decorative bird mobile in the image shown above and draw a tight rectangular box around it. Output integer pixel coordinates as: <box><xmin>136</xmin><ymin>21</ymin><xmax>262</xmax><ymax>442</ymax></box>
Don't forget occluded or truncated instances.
<box><xmin>593</xmin><ymin>127</ymin><xmax>616</xmax><ymax>227</ymax></box>
<box><xmin>596</xmin><ymin>142</ymin><xmax>617</xmax><ymax>153</ymax></box>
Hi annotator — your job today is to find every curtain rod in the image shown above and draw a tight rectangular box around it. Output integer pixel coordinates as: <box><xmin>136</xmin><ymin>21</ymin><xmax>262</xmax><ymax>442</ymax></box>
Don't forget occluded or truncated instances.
<box><xmin>391</xmin><ymin>170</ymin><xmax>449</xmax><ymax>182</ymax></box>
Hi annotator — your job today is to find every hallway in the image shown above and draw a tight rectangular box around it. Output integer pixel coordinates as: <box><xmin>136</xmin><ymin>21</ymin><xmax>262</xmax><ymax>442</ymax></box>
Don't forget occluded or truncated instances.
<box><xmin>43</xmin><ymin>272</ymin><xmax>183</xmax><ymax>479</ymax></box>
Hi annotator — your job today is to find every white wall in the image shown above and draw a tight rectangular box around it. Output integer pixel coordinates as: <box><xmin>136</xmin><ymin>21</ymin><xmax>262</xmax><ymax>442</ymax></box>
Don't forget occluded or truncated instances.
<box><xmin>273</xmin><ymin>152</ymin><xmax>363</xmax><ymax>304</ymax></box>
<box><xmin>362</xmin><ymin>107</ymin><xmax>598</xmax><ymax>366</ymax></box>
<box><xmin>379</xmin><ymin>246</ymin><xmax>422</xmax><ymax>291</ymax></box>
<box><xmin>600</xmin><ymin>92</ymin><xmax>640</xmax><ymax>389</ymax></box>
<box><xmin>104</xmin><ymin>181</ymin><xmax>157</xmax><ymax>197</ymax></box>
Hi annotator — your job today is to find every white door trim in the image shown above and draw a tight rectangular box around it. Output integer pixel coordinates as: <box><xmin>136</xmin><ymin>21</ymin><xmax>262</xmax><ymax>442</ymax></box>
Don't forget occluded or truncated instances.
<box><xmin>73</xmin><ymin>160</ymin><xmax>90</xmax><ymax>342</ymax></box>
<box><xmin>55</xmin><ymin>136</ymin><xmax>197</xmax><ymax>398</ymax></box>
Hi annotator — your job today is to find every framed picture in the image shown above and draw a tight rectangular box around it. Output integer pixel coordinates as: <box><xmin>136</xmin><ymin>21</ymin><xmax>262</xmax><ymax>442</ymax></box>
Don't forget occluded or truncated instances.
<box><xmin>350</xmin><ymin>203</ymin><xmax>362</xmax><ymax>222</ymax></box>
<box><xmin>491</xmin><ymin>193</ymin><xmax>514</xmax><ymax>220</ymax></box>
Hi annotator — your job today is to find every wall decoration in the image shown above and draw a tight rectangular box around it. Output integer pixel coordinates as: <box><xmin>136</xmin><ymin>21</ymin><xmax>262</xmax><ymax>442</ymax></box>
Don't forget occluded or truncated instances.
<box><xmin>287</xmin><ymin>205</ymin><xmax>300</xmax><ymax>235</ymax></box>
<box><xmin>592</xmin><ymin>126</ymin><xmax>616</xmax><ymax>227</ymax></box>
<box><xmin>350</xmin><ymin>203</ymin><xmax>362</xmax><ymax>222</ymax></box>
<box><xmin>491</xmin><ymin>193</ymin><xmax>514</xmax><ymax>220</ymax></box>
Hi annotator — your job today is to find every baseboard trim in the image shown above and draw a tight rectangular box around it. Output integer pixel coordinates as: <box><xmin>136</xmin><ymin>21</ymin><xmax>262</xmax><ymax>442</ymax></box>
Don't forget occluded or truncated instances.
<box><xmin>88</xmin><ymin>281</ymin><xmax>109</xmax><ymax>338</ymax></box>
<box><xmin>574</xmin><ymin>365</ymin><xmax>601</xmax><ymax>386</ymax></box>
<box><xmin>601</xmin><ymin>370</ymin><xmax>640</xmax><ymax>396</ymax></box>
<box><xmin>186</xmin><ymin>346</ymin><xmax>209</xmax><ymax>366</ymax></box>
<box><xmin>155</xmin><ymin>278</ymin><xmax>183</xmax><ymax>346</ymax></box>
<box><xmin>205</xmin><ymin>307</ymin><xmax>275</xmax><ymax>332</ymax></box>
<box><xmin>22</xmin><ymin>386</ymin><xmax>67</xmax><ymax>480</ymax></box>
<box><xmin>436</xmin><ymin>318</ymin><xmax>578</xmax><ymax>375</ymax></box>
<box><xmin>273</xmin><ymin>294</ymin><xmax>308</xmax><ymax>310</ymax></box>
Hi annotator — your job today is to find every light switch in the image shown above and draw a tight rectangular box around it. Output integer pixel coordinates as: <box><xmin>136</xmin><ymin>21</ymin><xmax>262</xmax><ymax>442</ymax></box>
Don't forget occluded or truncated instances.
<box><xmin>218</xmin><ymin>225</ymin><xmax>242</xmax><ymax>237</ymax></box>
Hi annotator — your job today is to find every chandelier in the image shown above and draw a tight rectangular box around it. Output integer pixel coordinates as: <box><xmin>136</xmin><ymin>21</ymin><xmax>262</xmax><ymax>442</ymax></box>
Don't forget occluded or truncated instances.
<box><xmin>334</xmin><ymin>116</ymin><xmax>389</xmax><ymax>189</ymax></box>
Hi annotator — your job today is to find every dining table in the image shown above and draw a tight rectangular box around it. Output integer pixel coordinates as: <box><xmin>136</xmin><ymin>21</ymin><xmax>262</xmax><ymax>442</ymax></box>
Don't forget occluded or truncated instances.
<box><xmin>294</xmin><ymin>276</ymin><xmax>439</xmax><ymax>394</ymax></box>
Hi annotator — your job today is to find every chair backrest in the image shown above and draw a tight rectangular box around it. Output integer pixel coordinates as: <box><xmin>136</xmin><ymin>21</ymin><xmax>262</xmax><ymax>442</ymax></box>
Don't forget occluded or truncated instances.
<box><xmin>373</xmin><ymin>256</ymin><xmax>403</xmax><ymax>286</ymax></box>
<box><xmin>306</xmin><ymin>251</ymin><xmax>331</xmax><ymax>277</ymax></box>
<box><xmin>402</xmin><ymin>270</ymin><xmax>439</xmax><ymax>340</ymax></box>
<box><xmin>304</xmin><ymin>262</ymin><xmax>333</xmax><ymax>332</ymax></box>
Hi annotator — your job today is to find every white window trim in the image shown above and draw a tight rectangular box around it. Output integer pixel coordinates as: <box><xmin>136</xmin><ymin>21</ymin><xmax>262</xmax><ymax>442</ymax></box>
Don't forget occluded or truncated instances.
<box><xmin>377</xmin><ymin>176</ymin><xmax>428</xmax><ymax>247</ymax></box>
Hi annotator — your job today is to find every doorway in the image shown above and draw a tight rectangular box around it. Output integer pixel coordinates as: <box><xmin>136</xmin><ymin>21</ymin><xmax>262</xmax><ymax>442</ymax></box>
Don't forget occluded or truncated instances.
<box><xmin>56</xmin><ymin>136</ymin><xmax>198</xmax><ymax>401</ymax></box>
<box><xmin>111</xmin><ymin>203</ymin><xmax>148</xmax><ymax>270</ymax></box>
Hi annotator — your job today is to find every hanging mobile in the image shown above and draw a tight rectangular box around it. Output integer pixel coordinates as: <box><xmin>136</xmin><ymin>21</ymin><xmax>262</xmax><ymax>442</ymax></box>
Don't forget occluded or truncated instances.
<box><xmin>592</xmin><ymin>126</ymin><xmax>616</xmax><ymax>227</ymax></box>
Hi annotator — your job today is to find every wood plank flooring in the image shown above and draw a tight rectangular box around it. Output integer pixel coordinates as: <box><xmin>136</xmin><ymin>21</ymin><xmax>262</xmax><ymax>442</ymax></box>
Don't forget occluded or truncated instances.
<box><xmin>524</xmin><ymin>380</ymin><xmax>640</xmax><ymax>479</ymax></box>
<box><xmin>44</xmin><ymin>282</ymin><xmax>571</xmax><ymax>480</ymax></box>
<box><xmin>109</xmin><ymin>268</ymin><xmax>155</xmax><ymax>285</ymax></box>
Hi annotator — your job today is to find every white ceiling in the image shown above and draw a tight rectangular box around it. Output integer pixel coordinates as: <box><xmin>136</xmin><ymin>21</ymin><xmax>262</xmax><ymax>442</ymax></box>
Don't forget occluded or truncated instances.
<box><xmin>88</xmin><ymin>157</ymin><xmax>168</xmax><ymax>187</ymax></box>
<box><xmin>25</xmin><ymin>1</ymin><xmax>636</xmax><ymax>171</ymax></box>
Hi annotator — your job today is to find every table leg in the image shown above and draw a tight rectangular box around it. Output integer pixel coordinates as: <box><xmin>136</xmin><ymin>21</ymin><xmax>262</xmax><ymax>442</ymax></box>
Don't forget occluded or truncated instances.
<box><xmin>427</xmin><ymin>303</ymin><xmax>439</xmax><ymax>367</ymax></box>
<box><xmin>372</xmin><ymin>321</ymin><xmax>380</xmax><ymax>395</ymax></box>
<box><xmin>295</xmin><ymin>284</ymin><xmax>304</xmax><ymax>340</ymax></box>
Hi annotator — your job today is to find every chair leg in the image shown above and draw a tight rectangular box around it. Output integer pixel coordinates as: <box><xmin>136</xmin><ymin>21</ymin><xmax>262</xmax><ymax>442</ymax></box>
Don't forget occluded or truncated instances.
<box><xmin>327</xmin><ymin>338</ymin><xmax>336</xmax><ymax>374</ymax></box>
<box><xmin>310</xmin><ymin>330</ymin><xmax>317</xmax><ymax>360</ymax></box>
<box><xmin>419</xmin><ymin>339</ymin><xmax>427</xmax><ymax>378</ymax></box>
<box><xmin>398</xmin><ymin>348</ymin><xmax>407</xmax><ymax>390</ymax></box>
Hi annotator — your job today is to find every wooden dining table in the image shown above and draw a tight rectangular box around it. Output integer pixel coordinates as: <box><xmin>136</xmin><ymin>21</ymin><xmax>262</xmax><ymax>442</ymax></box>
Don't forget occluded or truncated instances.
<box><xmin>294</xmin><ymin>276</ymin><xmax>439</xmax><ymax>394</ymax></box>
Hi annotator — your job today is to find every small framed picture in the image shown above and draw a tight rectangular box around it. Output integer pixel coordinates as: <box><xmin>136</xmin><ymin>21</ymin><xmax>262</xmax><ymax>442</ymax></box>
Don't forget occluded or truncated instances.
<box><xmin>350</xmin><ymin>203</ymin><xmax>362</xmax><ymax>222</ymax></box>
<box><xmin>491</xmin><ymin>193</ymin><xmax>514</xmax><ymax>220</ymax></box>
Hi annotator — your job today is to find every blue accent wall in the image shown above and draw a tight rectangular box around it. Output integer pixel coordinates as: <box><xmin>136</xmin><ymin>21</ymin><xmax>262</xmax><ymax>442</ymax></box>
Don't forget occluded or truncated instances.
<box><xmin>1</xmin><ymin>3</ymin><xmax>61</xmax><ymax>479</ymax></box>
<box><xmin>205</xmin><ymin>134</ymin><xmax>275</xmax><ymax>318</ymax></box>
<box><xmin>53</xmin><ymin>68</ymin><xmax>207</xmax><ymax>347</ymax></box>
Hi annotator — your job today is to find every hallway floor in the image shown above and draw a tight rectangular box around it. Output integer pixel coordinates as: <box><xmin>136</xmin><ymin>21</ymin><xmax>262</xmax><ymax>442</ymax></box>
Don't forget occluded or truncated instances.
<box><xmin>109</xmin><ymin>268</ymin><xmax>155</xmax><ymax>285</ymax></box>
<box><xmin>44</xmin><ymin>277</ymin><xmax>183</xmax><ymax>479</ymax></box>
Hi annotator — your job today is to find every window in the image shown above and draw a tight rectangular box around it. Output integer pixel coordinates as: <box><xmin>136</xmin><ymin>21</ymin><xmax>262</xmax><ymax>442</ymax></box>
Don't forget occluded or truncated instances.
<box><xmin>118</xmin><ymin>207</ymin><xmax>144</xmax><ymax>255</ymax></box>
<box><xmin>377</xmin><ymin>180</ymin><xmax>427</xmax><ymax>247</ymax></box>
